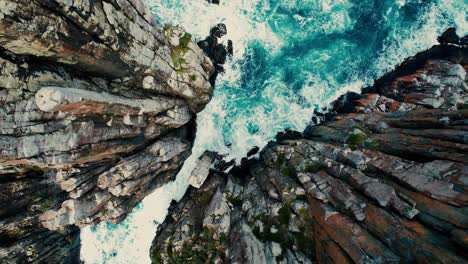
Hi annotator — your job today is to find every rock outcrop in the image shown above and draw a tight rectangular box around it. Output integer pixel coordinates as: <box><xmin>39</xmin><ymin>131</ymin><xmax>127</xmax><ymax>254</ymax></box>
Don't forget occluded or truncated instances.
<box><xmin>198</xmin><ymin>23</ymin><xmax>233</xmax><ymax>78</ymax></box>
<box><xmin>150</xmin><ymin>37</ymin><xmax>468</xmax><ymax>263</ymax></box>
<box><xmin>206</xmin><ymin>0</ymin><xmax>221</xmax><ymax>5</ymax></box>
<box><xmin>0</xmin><ymin>0</ymin><xmax>215</xmax><ymax>263</ymax></box>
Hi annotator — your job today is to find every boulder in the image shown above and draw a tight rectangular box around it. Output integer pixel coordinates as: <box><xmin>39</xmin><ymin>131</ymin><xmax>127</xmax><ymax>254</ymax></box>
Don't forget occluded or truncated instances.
<box><xmin>198</xmin><ymin>23</ymin><xmax>233</xmax><ymax>74</ymax></box>
<box><xmin>188</xmin><ymin>151</ymin><xmax>217</xmax><ymax>188</ymax></box>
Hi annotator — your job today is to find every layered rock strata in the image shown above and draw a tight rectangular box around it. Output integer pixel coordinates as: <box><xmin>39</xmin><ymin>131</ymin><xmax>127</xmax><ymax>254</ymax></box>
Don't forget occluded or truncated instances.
<box><xmin>0</xmin><ymin>0</ymin><xmax>215</xmax><ymax>262</ymax></box>
<box><xmin>150</xmin><ymin>40</ymin><xmax>468</xmax><ymax>263</ymax></box>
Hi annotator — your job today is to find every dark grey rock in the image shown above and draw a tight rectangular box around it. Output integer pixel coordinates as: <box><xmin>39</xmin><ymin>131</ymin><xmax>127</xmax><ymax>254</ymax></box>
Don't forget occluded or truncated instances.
<box><xmin>438</xmin><ymin>27</ymin><xmax>460</xmax><ymax>44</ymax></box>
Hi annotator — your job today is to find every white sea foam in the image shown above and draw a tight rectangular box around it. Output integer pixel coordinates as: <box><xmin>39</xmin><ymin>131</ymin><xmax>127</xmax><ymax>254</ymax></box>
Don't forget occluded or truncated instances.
<box><xmin>374</xmin><ymin>1</ymin><xmax>468</xmax><ymax>78</ymax></box>
<box><xmin>147</xmin><ymin>0</ymin><xmax>282</xmax><ymax>61</ymax></box>
<box><xmin>81</xmin><ymin>1</ymin><xmax>468</xmax><ymax>263</ymax></box>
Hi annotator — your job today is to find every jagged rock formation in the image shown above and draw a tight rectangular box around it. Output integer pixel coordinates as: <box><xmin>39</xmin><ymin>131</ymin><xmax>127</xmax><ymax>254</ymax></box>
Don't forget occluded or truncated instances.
<box><xmin>188</xmin><ymin>151</ymin><xmax>217</xmax><ymax>189</ymax></box>
<box><xmin>0</xmin><ymin>0</ymin><xmax>215</xmax><ymax>262</ymax></box>
<box><xmin>198</xmin><ymin>23</ymin><xmax>233</xmax><ymax>77</ymax></box>
<box><xmin>438</xmin><ymin>27</ymin><xmax>468</xmax><ymax>46</ymax></box>
<box><xmin>150</xmin><ymin>40</ymin><xmax>468</xmax><ymax>263</ymax></box>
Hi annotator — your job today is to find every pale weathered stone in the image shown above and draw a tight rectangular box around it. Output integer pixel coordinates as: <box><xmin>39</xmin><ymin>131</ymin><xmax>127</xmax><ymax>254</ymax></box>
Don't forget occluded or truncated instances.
<box><xmin>189</xmin><ymin>151</ymin><xmax>217</xmax><ymax>188</ymax></box>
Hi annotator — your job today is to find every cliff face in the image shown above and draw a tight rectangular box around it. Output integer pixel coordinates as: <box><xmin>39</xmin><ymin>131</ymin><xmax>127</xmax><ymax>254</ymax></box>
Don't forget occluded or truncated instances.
<box><xmin>0</xmin><ymin>0</ymin><xmax>215</xmax><ymax>262</ymax></box>
<box><xmin>150</xmin><ymin>44</ymin><xmax>468</xmax><ymax>263</ymax></box>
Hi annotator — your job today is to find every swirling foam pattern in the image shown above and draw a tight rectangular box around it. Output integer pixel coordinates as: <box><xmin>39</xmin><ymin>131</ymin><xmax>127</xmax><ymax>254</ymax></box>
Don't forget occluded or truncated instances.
<box><xmin>81</xmin><ymin>0</ymin><xmax>467</xmax><ymax>263</ymax></box>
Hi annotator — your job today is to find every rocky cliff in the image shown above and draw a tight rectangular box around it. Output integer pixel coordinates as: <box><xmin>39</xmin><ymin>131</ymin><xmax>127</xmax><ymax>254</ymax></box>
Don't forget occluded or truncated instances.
<box><xmin>150</xmin><ymin>36</ymin><xmax>468</xmax><ymax>263</ymax></box>
<box><xmin>0</xmin><ymin>0</ymin><xmax>215</xmax><ymax>263</ymax></box>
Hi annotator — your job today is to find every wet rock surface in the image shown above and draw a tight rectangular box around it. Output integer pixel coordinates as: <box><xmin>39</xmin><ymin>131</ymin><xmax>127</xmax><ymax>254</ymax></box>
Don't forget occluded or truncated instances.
<box><xmin>438</xmin><ymin>27</ymin><xmax>468</xmax><ymax>47</ymax></box>
<box><xmin>151</xmin><ymin>42</ymin><xmax>468</xmax><ymax>263</ymax></box>
<box><xmin>198</xmin><ymin>23</ymin><xmax>233</xmax><ymax>80</ymax></box>
<box><xmin>206</xmin><ymin>0</ymin><xmax>220</xmax><ymax>5</ymax></box>
<box><xmin>0</xmin><ymin>0</ymin><xmax>215</xmax><ymax>263</ymax></box>
<box><xmin>438</xmin><ymin>28</ymin><xmax>461</xmax><ymax>45</ymax></box>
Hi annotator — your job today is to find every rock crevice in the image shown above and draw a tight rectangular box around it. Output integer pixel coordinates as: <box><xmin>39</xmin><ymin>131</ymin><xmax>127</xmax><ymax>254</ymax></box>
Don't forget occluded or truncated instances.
<box><xmin>0</xmin><ymin>0</ymin><xmax>215</xmax><ymax>262</ymax></box>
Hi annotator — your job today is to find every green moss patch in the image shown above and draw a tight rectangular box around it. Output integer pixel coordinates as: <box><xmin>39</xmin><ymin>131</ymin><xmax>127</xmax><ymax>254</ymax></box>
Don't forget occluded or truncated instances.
<box><xmin>179</xmin><ymin>33</ymin><xmax>192</xmax><ymax>48</ymax></box>
<box><xmin>226</xmin><ymin>193</ymin><xmax>242</xmax><ymax>207</ymax></box>
<box><xmin>278</xmin><ymin>202</ymin><xmax>292</xmax><ymax>226</ymax></box>
<box><xmin>347</xmin><ymin>133</ymin><xmax>367</xmax><ymax>150</ymax></box>
<box><xmin>250</xmin><ymin>206</ymin><xmax>316</xmax><ymax>259</ymax></box>
<box><xmin>276</xmin><ymin>152</ymin><xmax>288</xmax><ymax>167</ymax></box>
<box><xmin>251</xmin><ymin>203</ymin><xmax>294</xmax><ymax>252</ymax></box>
<box><xmin>347</xmin><ymin>133</ymin><xmax>367</xmax><ymax>145</ymax></box>
<box><xmin>296</xmin><ymin>194</ymin><xmax>307</xmax><ymax>201</ymax></box>
<box><xmin>295</xmin><ymin>209</ymin><xmax>316</xmax><ymax>257</ymax></box>
<box><xmin>37</xmin><ymin>198</ymin><xmax>54</xmax><ymax>212</ymax></box>
<box><xmin>158</xmin><ymin>227</ymin><xmax>226</xmax><ymax>264</ymax></box>
<box><xmin>170</xmin><ymin>33</ymin><xmax>193</xmax><ymax>74</ymax></box>
<box><xmin>151</xmin><ymin>248</ymin><xmax>163</xmax><ymax>264</ymax></box>
<box><xmin>281</xmin><ymin>167</ymin><xmax>290</xmax><ymax>176</ymax></box>
<box><xmin>305</xmin><ymin>161</ymin><xmax>326</xmax><ymax>173</ymax></box>
<box><xmin>366</xmin><ymin>140</ymin><xmax>381</xmax><ymax>151</ymax></box>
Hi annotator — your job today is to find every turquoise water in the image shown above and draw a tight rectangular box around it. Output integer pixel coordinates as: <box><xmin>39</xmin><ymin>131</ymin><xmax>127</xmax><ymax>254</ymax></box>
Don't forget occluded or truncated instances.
<box><xmin>81</xmin><ymin>0</ymin><xmax>468</xmax><ymax>263</ymax></box>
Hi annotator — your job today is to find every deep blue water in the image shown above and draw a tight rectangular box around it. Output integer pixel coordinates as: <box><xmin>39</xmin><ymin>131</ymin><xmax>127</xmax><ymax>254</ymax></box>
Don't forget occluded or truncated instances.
<box><xmin>81</xmin><ymin>0</ymin><xmax>468</xmax><ymax>263</ymax></box>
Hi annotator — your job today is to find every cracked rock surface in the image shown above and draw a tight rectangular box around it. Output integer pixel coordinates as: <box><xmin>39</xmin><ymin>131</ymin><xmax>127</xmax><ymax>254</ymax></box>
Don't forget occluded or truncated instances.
<box><xmin>0</xmin><ymin>0</ymin><xmax>215</xmax><ymax>263</ymax></box>
<box><xmin>151</xmin><ymin>43</ymin><xmax>468</xmax><ymax>263</ymax></box>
